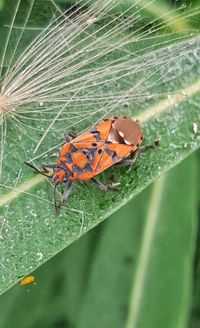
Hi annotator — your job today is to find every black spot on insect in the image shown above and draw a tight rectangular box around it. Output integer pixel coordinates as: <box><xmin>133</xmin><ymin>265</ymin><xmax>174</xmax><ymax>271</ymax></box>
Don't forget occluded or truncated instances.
<box><xmin>98</xmin><ymin>149</ymin><xmax>102</xmax><ymax>154</ymax></box>
<box><xmin>106</xmin><ymin>148</ymin><xmax>117</xmax><ymax>159</ymax></box>
<box><xmin>92</xmin><ymin>142</ymin><xmax>97</xmax><ymax>147</ymax></box>
<box><xmin>90</xmin><ymin>130</ymin><xmax>101</xmax><ymax>141</ymax></box>
<box><xmin>113</xmin><ymin>116</ymin><xmax>118</xmax><ymax>119</ymax></box>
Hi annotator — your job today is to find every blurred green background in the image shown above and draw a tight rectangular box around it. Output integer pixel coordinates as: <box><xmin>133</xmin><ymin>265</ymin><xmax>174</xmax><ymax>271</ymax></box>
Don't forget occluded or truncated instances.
<box><xmin>0</xmin><ymin>0</ymin><xmax>200</xmax><ymax>327</ymax></box>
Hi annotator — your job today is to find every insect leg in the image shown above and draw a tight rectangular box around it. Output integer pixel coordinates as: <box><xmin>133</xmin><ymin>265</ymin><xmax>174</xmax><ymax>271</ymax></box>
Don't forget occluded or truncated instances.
<box><xmin>42</xmin><ymin>163</ymin><xmax>57</xmax><ymax>172</ymax></box>
<box><xmin>114</xmin><ymin>150</ymin><xmax>139</xmax><ymax>167</ymax></box>
<box><xmin>91</xmin><ymin>177</ymin><xmax>119</xmax><ymax>191</ymax></box>
<box><xmin>68</xmin><ymin>132</ymin><xmax>77</xmax><ymax>139</ymax></box>
<box><xmin>54</xmin><ymin>181</ymin><xmax>73</xmax><ymax>215</ymax></box>
<box><xmin>138</xmin><ymin>140</ymin><xmax>160</xmax><ymax>152</ymax></box>
<box><xmin>64</xmin><ymin>133</ymin><xmax>72</xmax><ymax>142</ymax></box>
<box><xmin>62</xmin><ymin>181</ymin><xmax>73</xmax><ymax>202</ymax></box>
<box><xmin>64</xmin><ymin>132</ymin><xmax>77</xmax><ymax>142</ymax></box>
<box><xmin>115</xmin><ymin>140</ymin><xmax>159</xmax><ymax>167</ymax></box>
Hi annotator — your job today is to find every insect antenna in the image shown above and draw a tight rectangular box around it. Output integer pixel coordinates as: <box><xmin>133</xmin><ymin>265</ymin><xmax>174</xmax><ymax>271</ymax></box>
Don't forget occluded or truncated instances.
<box><xmin>24</xmin><ymin>161</ymin><xmax>52</xmax><ymax>178</ymax></box>
<box><xmin>53</xmin><ymin>181</ymin><xmax>59</xmax><ymax>215</ymax></box>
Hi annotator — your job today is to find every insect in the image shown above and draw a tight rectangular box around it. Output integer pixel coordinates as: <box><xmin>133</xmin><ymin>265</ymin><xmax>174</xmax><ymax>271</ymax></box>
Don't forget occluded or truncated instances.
<box><xmin>25</xmin><ymin>117</ymin><xmax>159</xmax><ymax>213</ymax></box>
<box><xmin>20</xmin><ymin>275</ymin><xmax>35</xmax><ymax>285</ymax></box>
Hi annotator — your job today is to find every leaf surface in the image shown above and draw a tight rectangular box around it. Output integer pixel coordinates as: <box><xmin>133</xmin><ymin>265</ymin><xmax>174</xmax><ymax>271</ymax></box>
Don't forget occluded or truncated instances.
<box><xmin>0</xmin><ymin>155</ymin><xmax>197</xmax><ymax>328</ymax></box>
<box><xmin>0</xmin><ymin>2</ymin><xmax>200</xmax><ymax>295</ymax></box>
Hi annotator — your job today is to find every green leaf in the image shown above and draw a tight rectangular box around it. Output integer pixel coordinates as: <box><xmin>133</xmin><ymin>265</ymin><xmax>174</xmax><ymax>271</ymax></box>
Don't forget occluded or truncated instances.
<box><xmin>77</xmin><ymin>154</ymin><xmax>198</xmax><ymax>328</ymax></box>
<box><xmin>0</xmin><ymin>155</ymin><xmax>197</xmax><ymax>327</ymax></box>
<box><xmin>0</xmin><ymin>1</ymin><xmax>200</xmax><ymax>296</ymax></box>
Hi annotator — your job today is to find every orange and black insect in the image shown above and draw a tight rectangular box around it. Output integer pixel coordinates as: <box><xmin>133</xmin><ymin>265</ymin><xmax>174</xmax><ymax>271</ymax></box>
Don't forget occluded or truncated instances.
<box><xmin>25</xmin><ymin>117</ymin><xmax>158</xmax><ymax>213</ymax></box>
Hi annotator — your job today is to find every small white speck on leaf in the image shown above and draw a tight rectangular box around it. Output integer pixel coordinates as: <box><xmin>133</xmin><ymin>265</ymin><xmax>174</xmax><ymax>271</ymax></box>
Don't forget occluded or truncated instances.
<box><xmin>36</xmin><ymin>252</ymin><xmax>43</xmax><ymax>261</ymax></box>
<box><xmin>192</xmin><ymin>123</ymin><xmax>198</xmax><ymax>134</ymax></box>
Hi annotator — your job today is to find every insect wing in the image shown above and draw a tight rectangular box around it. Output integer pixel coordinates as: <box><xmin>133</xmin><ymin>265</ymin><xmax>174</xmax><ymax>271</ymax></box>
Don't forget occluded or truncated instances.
<box><xmin>95</xmin><ymin>119</ymin><xmax>113</xmax><ymax>141</ymax></box>
<box><xmin>94</xmin><ymin>143</ymin><xmax>134</xmax><ymax>174</ymax></box>
<box><xmin>73</xmin><ymin>119</ymin><xmax>113</xmax><ymax>146</ymax></box>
